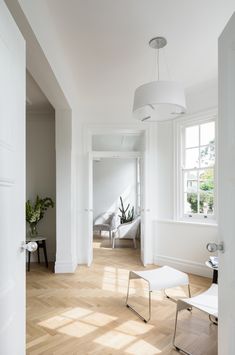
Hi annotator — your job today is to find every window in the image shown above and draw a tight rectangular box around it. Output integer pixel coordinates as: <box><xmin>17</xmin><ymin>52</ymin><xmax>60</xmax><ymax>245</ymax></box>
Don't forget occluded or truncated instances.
<box><xmin>175</xmin><ymin>113</ymin><xmax>217</xmax><ymax>222</ymax></box>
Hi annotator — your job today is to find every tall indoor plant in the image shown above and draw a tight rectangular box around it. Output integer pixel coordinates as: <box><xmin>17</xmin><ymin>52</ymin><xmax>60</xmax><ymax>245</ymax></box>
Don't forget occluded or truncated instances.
<box><xmin>118</xmin><ymin>196</ymin><xmax>134</xmax><ymax>224</ymax></box>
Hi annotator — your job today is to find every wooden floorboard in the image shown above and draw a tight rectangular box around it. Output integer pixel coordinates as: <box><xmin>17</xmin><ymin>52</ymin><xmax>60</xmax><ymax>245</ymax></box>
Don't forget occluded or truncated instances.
<box><xmin>26</xmin><ymin>237</ymin><xmax>217</xmax><ymax>354</ymax></box>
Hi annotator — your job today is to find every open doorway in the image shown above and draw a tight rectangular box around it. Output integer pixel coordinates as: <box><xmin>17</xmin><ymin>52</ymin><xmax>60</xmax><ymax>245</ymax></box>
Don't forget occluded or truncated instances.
<box><xmin>26</xmin><ymin>71</ymin><xmax>56</xmax><ymax>271</ymax></box>
<box><xmin>89</xmin><ymin>131</ymin><xmax>145</xmax><ymax>264</ymax></box>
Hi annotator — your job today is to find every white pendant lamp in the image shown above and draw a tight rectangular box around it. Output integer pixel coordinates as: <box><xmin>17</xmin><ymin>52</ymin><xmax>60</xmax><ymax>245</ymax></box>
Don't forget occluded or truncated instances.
<box><xmin>133</xmin><ymin>37</ymin><xmax>186</xmax><ymax>122</ymax></box>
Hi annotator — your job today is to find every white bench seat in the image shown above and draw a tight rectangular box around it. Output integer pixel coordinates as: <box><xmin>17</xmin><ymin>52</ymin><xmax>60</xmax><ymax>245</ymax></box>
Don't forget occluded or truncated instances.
<box><xmin>173</xmin><ymin>283</ymin><xmax>218</xmax><ymax>354</ymax></box>
<box><xmin>126</xmin><ymin>266</ymin><xmax>190</xmax><ymax>322</ymax></box>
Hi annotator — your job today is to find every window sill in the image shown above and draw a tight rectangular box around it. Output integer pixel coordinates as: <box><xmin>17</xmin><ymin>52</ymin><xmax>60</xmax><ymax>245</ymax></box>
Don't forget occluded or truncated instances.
<box><xmin>155</xmin><ymin>218</ymin><xmax>218</xmax><ymax>227</ymax></box>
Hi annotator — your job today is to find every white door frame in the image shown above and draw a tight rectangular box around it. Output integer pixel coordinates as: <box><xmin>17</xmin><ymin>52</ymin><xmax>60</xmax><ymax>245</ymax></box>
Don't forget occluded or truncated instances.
<box><xmin>0</xmin><ymin>2</ymin><xmax>26</xmax><ymax>354</ymax></box>
<box><xmin>6</xmin><ymin>0</ymin><xmax>77</xmax><ymax>274</ymax></box>
<box><xmin>218</xmin><ymin>12</ymin><xmax>235</xmax><ymax>355</ymax></box>
<box><xmin>83</xmin><ymin>124</ymin><xmax>152</xmax><ymax>266</ymax></box>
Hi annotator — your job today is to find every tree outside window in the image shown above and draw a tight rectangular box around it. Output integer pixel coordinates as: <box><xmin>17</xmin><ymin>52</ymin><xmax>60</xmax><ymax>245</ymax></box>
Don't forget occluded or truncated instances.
<box><xmin>183</xmin><ymin>121</ymin><xmax>215</xmax><ymax>217</ymax></box>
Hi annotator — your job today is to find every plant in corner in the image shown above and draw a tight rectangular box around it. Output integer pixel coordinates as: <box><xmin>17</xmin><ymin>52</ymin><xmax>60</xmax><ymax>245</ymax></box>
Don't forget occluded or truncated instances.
<box><xmin>26</xmin><ymin>195</ymin><xmax>54</xmax><ymax>237</ymax></box>
<box><xmin>118</xmin><ymin>196</ymin><xmax>134</xmax><ymax>224</ymax></box>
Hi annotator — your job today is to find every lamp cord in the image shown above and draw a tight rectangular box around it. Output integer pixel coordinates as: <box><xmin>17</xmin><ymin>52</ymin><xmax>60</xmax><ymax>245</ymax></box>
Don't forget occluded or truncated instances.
<box><xmin>157</xmin><ymin>48</ymin><xmax>160</xmax><ymax>80</ymax></box>
<box><xmin>163</xmin><ymin>47</ymin><xmax>172</xmax><ymax>81</ymax></box>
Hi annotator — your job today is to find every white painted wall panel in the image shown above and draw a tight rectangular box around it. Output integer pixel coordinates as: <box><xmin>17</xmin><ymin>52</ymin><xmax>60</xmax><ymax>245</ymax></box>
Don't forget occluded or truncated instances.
<box><xmin>154</xmin><ymin>220</ymin><xmax>218</xmax><ymax>276</ymax></box>
<box><xmin>26</xmin><ymin>112</ymin><xmax>56</xmax><ymax>261</ymax></box>
<box><xmin>93</xmin><ymin>158</ymin><xmax>137</xmax><ymax>222</ymax></box>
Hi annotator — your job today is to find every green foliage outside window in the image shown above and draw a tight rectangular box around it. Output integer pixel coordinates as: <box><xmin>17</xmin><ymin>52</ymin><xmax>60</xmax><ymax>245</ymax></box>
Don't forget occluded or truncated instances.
<box><xmin>187</xmin><ymin>169</ymin><xmax>214</xmax><ymax>214</ymax></box>
<box><xmin>187</xmin><ymin>139</ymin><xmax>215</xmax><ymax>214</ymax></box>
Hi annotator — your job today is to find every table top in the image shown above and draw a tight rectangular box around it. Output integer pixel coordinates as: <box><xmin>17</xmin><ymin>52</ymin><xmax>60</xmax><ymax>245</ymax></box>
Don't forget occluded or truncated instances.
<box><xmin>205</xmin><ymin>260</ymin><xmax>218</xmax><ymax>270</ymax></box>
<box><xmin>26</xmin><ymin>236</ymin><xmax>46</xmax><ymax>242</ymax></box>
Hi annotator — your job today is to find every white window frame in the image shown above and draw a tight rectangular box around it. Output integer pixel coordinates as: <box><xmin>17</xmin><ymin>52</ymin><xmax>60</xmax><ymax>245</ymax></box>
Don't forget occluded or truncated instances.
<box><xmin>174</xmin><ymin>109</ymin><xmax>218</xmax><ymax>223</ymax></box>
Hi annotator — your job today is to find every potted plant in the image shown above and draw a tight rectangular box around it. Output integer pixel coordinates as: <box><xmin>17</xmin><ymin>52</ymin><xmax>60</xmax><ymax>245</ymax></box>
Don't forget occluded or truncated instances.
<box><xmin>118</xmin><ymin>196</ymin><xmax>134</xmax><ymax>224</ymax></box>
<box><xmin>26</xmin><ymin>195</ymin><xmax>54</xmax><ymax>237</ymax></box>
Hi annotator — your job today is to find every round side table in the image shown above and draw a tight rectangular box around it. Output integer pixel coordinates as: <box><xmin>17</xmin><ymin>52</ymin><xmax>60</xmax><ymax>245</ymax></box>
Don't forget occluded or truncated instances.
<box><xmin>205</xmin><ymin>261</ymin><xmax>218</xmax><ymax>284</ymax></box>
<box><xmin>26</xmin><ymin>236</ymin><xmax>48</xmax><ymax>271</ymax></box>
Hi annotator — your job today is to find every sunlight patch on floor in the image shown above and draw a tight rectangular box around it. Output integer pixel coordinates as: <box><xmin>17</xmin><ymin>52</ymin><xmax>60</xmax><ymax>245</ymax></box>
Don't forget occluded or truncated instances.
<box><xmin>102</xmin><ymin>269</ymin><xmax>129</xmax><ymax>294</ymax></box>
<box><xmin>116</xmin><ymin>320</ymin><xmax>154</xmax><ymax>335</ymax></box>
<box><xmin>94</xmin><ymin>330</ymin><xmax>136</xmax><ymax>349</ymax></box>
<box><xmin>125</xmin><ymin>339</ymin><xmax>162</xmax><ymax>354</ymax></box>
<box><xmin>93</xmin><ymin>241</ymin><xmax>102</xmax><ymax>248</ymax></box>
<box><xmin>58</xmin><ymin>321</ymin><xmax>97</xmax><ymax>338</ymax></box>
<box><xmin>61</xmin><ymin>307</ymin><xmax>93</xmax><ymax>319</ymax></box>
<box><xmin>82</xmin><ymin>312</ymin><xmax>117</xmax><ymax>327</ymax></box>
<box><xmin>38</xmin><ymin>316</ymin><xmax>71</xmax><ymax>330</ymax></box>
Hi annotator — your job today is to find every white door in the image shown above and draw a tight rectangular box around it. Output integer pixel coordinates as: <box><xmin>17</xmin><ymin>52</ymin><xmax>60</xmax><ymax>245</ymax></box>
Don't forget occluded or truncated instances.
<box><xmin>218</xmin><ymin>12</ymin><xmax>235</xmax><ymax>355</ymax></box>
<box><xmin>0</xmin><ymin>2</ymin><xmax>26</xmax><ymax>355</ymax></box>
<box><xmin>87</xmin><ymin>152</ymin><xmax>93</xmax><ymax>266</ymax></box>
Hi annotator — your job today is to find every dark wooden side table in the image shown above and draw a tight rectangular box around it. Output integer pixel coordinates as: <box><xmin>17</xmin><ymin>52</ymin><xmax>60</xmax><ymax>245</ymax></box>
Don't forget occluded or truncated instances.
<box><xmin>205</xmin><ymin>260</ymin><xmax>218</xmax><ymax>283</ymax></box>
<box><xmin>26</xmin><ymin>237</ymin><xmax>48</xmax><ymax>271</ymax></box>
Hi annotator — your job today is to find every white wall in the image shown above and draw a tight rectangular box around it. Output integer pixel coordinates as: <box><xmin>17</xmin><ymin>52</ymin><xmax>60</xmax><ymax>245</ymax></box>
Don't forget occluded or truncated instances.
<box><xmin>26</xmin><ymin>111</ymin><xmax>56</xmax><ymax>261</ymax></box>
<box><xmin>12</xmin><ymin>0</ymin><xmax>220</xmax><ymax>273</ymax></box>
<box><xmin>6</xmin><ymin>1</ymin><xmax>77</xmax><ymax>273</ymax></box>
<box><xmin>153</xmin><ymin>118</ymin><xmax>218</xmax><ymax>277</ymax></box>
<box><xmin>154</xmin><ymin>220</ymin><xmax>218</xmax><ymax>277</ymax></box>
<box><xmin>55</xmin><ymin>109</ymin><xmax>77</xmax><ymax>273</ymax></box>
<box><xmin>93</xmin><ymin>158</ymin><xmax>137</xmax><ymax>222</ymax></box>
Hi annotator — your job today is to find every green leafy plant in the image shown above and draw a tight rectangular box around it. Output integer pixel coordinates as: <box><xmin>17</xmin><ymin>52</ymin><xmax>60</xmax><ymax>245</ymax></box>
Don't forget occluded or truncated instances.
<box><xmin>26</xmin><ymin>195</ymin><xmax>54</xmax><ymax>236</ymax></box>
<box><xmin>118</xmin><ymin>196</ymin><xmax>134</xmax><ymax>224</ymax></box>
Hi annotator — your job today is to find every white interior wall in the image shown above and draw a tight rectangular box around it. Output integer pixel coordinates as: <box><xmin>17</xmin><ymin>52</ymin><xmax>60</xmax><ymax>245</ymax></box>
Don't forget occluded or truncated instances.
<box><xmin>26</xmin><ymin>111</ymin><xmax>56</xmax><ymax>261</ymax></box>
<box><xmin>93</xmin><ymin>158</ymin><xmax>137</xmax><ymax>223</ymax></box>
<box><xmin>153</xmin><ymin>111</ymin><xmax>218</xmax><ymax>277</ymax></box>
<box><xmin>11</xmin><ymin>0</ymin><xmax>220</xmax><ymax>274</ymax></box>
<box><xmin>6</xmin><ymin>0</ymin><xmax>78</xmax><ymax>273</ymax></box>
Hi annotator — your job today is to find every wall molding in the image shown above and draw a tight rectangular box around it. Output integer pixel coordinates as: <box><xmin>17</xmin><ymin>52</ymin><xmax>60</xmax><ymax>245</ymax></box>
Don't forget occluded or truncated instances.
<box><xmin>154</xmin><ymin>254</ymin><xmax>212</xmax><ymax>278</ymax></box>
<box><xmin>54</xmin><ymin>260</ymin><xmax>77</xmax><ymax>273</ymax></box>
<box><xmin>155</xmin><ymin>219</ymin><xmax>218</xmax><ymax>228</ymax></box>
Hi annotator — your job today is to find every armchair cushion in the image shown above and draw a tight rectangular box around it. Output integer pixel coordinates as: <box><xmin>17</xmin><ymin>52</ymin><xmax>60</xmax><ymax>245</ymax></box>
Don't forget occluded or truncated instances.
<box><xmin>114</xmin><ymin>216</ymin><xmax>140</xmax><ymax>240</ymax></box>
<box><xmin>93</xmin><ymin>212</ymin><xmax>117</xmax><ymax>232</ymax></box>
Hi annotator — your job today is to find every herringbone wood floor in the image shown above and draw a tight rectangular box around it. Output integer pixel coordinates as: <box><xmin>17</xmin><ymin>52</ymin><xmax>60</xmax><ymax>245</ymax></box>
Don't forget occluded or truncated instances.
<box><xmin>26</xmin><ymin>237</ymin><xmax>217</xmax><ymax>355</ymax></box>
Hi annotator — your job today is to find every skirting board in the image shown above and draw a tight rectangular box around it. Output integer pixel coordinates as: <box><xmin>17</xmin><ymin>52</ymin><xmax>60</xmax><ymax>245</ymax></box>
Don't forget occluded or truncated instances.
<box><xmin>154</xmin><ymin>255</ymin><xmax>213</xmax><ymax>278</ymax></box>
<box><xmin>54</xmin><ymin>260</ymin><xmax>77</xmax><ymax>273</ymax></box>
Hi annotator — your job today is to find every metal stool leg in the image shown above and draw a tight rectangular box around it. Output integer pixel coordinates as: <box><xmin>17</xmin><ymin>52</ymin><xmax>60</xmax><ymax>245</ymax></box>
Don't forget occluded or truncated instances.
<box><xmin>173</xmin><ymin>301</ymin><xmax>192</xmax><ymax>355</ymax></box>
<box><xmin>126</xmin><ymin>272</ymin><xmax>151</xmax><ymax>323</ymax></box>
<box><xmin>188</xmin><ymin>284</ymin><xmax>191</xmax><ymax>298</ymax></box>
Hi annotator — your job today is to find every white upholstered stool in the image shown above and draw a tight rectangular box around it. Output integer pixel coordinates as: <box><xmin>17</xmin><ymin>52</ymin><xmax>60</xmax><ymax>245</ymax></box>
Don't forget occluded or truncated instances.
<box><xmin>173</xmin><ymin>283</ymin><xmax>218</xmax><ymax>354</ymax></box>
<box><xmin>126</xmin><ymin>266</ymin><xmax>190</xmax><ymax>323</ymax></box>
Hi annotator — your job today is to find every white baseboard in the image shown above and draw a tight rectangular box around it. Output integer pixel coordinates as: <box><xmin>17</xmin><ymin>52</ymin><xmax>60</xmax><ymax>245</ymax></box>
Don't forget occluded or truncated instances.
<box><xmin>54</xmin><ymin>260</ymin><xmax>77</xmax><ymax>273</ymax></box>
<box><xmin>154</xmin><ymin>255</ymin><xmax>212</xmax><ymax>278</ymax></box>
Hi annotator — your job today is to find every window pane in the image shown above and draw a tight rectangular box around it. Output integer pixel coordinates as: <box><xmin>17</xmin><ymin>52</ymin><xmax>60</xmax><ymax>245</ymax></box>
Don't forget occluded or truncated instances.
<box><xmin>199</xmin><ymin>169</ymin><xmax>214</xmax><ymax>192</ymax></box>
<box><xmin>199</xmin><ymin>192</ymin><xmax>214</xmax><ymax>215</ymax></box>
<box><xmin>185</xmin><ymin>125</ymin><xmax>199</xmax><ymax>148</ymax></box>
<box><xmin>200</xmin><ymin>122</ymin><xmax>215</xmax><ymax>146</ymax></box>
<box><xmin>184</xmin><ymin>193</ymin><xmax>198</xmax><ymax>214</ymax></box>
<box><xmin>184</xmin><ymin>171</ymin><xmax>197</xmax><ymax>193</ymax></box>
<box><xmin>185</xmin><ymin>148</ymin><xmax>199</xmax><ymax>169</ymax></box>
<box><xmin>200</xmin><ymin>144</ymin><xmax>215</xmax><ymax>167</ymax></box>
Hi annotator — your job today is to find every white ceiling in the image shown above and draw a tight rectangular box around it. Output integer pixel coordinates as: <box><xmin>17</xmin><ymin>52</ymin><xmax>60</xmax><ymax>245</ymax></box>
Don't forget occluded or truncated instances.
<box><xmin>28</xmin><ymin>0</ymin><xmax>235</xmax><ymax>118</ymax></box>
<box><xmin>26</xmin><ymin>71</ymin><xmax>53</xmax><ymax>112</ymax></box>
<box><xmin>92</xmin><ymin>134</ymin><xmax>142</xmax><ymax>151</ymax></box>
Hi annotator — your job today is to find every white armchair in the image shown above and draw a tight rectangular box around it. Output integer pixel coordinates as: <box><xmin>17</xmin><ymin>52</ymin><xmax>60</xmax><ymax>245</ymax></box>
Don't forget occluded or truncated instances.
<box><xmin>112</xmin><ymin>216</ymin><xmax>140</xmax><ymax>249</ymax></box>
<box><xmin>93</xmin><ymin>212</ymin><xmax>117</xmax><ymax>239</ymax></box>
